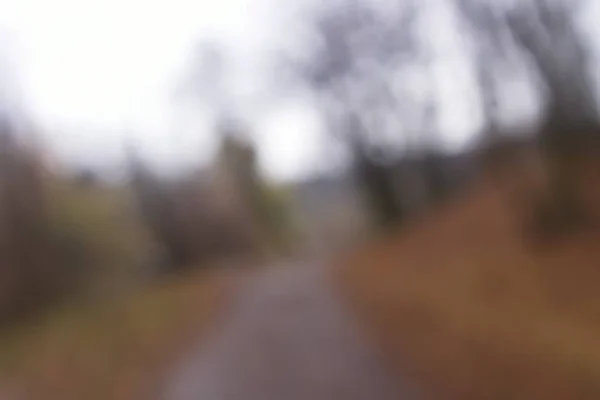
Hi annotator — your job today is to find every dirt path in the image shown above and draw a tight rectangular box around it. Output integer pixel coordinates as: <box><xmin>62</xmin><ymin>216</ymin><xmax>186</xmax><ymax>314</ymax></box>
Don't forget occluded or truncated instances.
<box><xmin>160</xmin><ymin>264</ymin><xmax>419</xmax><ymax>400</ymax></box>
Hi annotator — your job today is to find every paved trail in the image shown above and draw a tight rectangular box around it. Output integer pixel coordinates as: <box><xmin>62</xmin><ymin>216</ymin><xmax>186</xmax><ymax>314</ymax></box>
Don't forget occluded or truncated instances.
<box><xmin>161</xmin><ymin>265</ymin><xmax>418</xmax><ymax>400</ymax></box>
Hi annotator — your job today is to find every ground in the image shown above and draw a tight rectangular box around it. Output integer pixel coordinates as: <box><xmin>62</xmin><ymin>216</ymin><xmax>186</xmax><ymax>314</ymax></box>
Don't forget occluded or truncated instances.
<box><xmin>0</xmin><ymin>269</ymin><xmax>228</xmax><ymax>400</ymax></box>
<box><xmin>340</xmin><ymin>181</ymin><xmax>600</xmax><ymax>399</ymax></box>
<box><xmin>3</xmin><ymin>180</ymin><xmax>600</xmax><ymax>399</ymax></box>
<box><xmin>161</xmin><ymin>264</ymin><xmax>418</xmax><ymax>400</ymax></box>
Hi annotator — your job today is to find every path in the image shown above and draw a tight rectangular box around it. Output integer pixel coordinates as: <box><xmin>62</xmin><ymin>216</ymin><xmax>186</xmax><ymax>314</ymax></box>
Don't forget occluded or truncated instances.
<box><xmin>161</xmin><ymin>264</ymin><xmax>419</xmax><ymax>400</ymax></box>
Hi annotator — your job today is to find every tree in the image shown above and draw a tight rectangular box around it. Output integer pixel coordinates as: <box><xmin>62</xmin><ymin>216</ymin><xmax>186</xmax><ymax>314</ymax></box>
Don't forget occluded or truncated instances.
<box><xmin>214</xmin><ymin>120</ymin><xmax>294</xmax><ymax>256</ymax></box>
<box><xmin>286</xmin><ymin>0</ymin><xmax>423</xmax><ymax>227</ymax></box>
<box><xmin>457</xmin><ymin>0</ymin><xmax>598</xmax><ymax>144</ymax></box>
<box><xmin>454</xmin><ymin>0</ymin><xmax>512</xmax><ymax>136</ymax></box>
<box><xmin>127</xmin><ymin>147</ymin><xmax>189</xmax><ymax>268</ymax></box>
<box><xmin>0</xmin><ymin>118</ymin><xmax>51</xmax><ymax>321</ymax></box>
<box><xmin>505</xmin><ymin>0</ymin><xmax>598</xmax><ymax>145</ymax></box>
<box><xmin>456</xmin><ymin>0</ymin><xmax>600</xmax><ymax>233</ymax></box>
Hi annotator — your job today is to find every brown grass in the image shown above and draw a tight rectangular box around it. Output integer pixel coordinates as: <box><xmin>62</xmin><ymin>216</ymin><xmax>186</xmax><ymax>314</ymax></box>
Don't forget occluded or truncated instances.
<box><xmin>339</xmin><ymin>181</ymin><xmax>600</xmax><ymax>399</ymax></box>
<box><xmin>0</xmin><ymin>269</ymin><xmax>232</xmax><ymax>400</ymax></box>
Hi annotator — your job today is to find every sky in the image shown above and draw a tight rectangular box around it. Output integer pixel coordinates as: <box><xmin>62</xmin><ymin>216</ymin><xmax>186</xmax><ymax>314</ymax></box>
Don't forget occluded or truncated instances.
<box><xmin>0</xmin><ymin>0</ymin><xmax>326</xmax><ymax>181</ymax></box>
<box><xmin>1</xmin><ymin>0</ymin><xmax>598</xmax><ymax>182</ymax></box>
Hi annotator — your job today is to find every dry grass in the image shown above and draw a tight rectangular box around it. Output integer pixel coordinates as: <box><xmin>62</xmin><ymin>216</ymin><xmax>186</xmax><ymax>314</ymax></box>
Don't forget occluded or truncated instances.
<box><xmin>339</xmin><ymin>181</ymin><xmax>600</xmax><ymax>399</ymax></box>
<box><xmin>0</xmin><ymin>269</ymin><xmax>231</xmax><ymax>400</ymax></box>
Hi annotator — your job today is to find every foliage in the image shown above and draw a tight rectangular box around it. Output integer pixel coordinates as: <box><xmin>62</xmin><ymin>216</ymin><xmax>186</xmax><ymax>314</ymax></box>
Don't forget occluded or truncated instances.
<box><xmin>129</xmin><ymin>144</ymin><xmax>265</xmax><ymax>270</ymax></box>
<box><xmin>0</xmin><ymin>125</ymin><xmax>157</xmax><ymax>322</ymax></box>
<box><xmin>45</xmin><ymin>178</ymin><xmax>154</xmax><ymax>298</ymax></box>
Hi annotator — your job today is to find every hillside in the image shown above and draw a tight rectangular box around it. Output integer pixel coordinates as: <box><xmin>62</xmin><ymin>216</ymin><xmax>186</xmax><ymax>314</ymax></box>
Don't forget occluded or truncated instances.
<box><xmin>339</xmin><ymin>181</ymin><xmax>600</xmax><ymax>399</ymax></box>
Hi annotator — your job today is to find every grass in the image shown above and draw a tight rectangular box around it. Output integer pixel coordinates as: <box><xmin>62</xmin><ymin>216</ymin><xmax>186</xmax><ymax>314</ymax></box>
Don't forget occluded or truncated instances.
<box><xmin>0</xmin><ymin>269</ymin><xmax>229</xmax><ymax>400</ymax></box>
<box><xmin>339</xmin><ymin>181</ymin><xmax>600</xmax><ymax>399</ymax></box>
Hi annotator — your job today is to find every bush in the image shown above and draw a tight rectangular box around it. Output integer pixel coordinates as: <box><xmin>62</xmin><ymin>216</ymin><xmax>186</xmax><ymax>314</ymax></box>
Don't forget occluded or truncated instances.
<box><xmin>0</xmin><ymin>137</ymin><xmax>155</xmax><ymax>323</ymax></box>
<box><xmin>45</xmin><ymin>179</ymin><xmax>155</xmax><ymax>299</ymax></box>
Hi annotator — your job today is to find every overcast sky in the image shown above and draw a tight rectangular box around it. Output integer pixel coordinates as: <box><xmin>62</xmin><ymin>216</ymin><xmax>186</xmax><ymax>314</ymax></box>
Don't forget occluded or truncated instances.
<box><xmin>0</xmin><ymin>0</ymin><xmax>327</xmax><ymax>181</ymax></box>
<box><xmin>1</xmin><ymin>0</ymin><xmax>598</xmax><ymax>181</ymax></box>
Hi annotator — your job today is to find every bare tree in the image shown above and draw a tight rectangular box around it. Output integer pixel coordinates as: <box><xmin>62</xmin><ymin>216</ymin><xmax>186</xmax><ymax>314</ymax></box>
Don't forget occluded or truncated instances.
<box><xmin>505</xmin><ymin>0</ymin><xmax>598</xmax><ymax>144</ymax></box>
<box><xmin>454</xmin><ymin>0</ymin><xmax>513</xmax><ymax>135</ymax></box>
<box><xmin>456</xmin><ymin>0</ymin><xmax>598</xmax><ymax>144</ymax></box>
<box><xmin>456</xmin><ymin>0</ymin><xmax>600</xmax><ymax>233</ymax></box>
<box><xmin>287</xmin><ymin>0</ymin><xmax>423</xmax><ymax>227</ymax></box>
